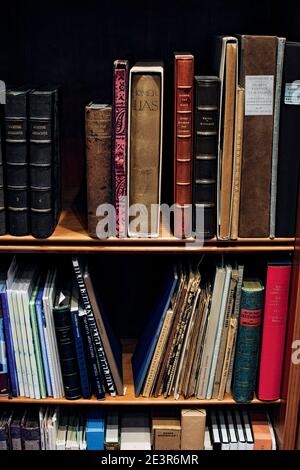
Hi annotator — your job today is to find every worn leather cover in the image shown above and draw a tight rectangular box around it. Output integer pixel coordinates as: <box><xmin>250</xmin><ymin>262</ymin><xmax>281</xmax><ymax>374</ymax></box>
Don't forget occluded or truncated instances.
<box><xmin>29</xmin><ymin>87</ymin><xmax>61</xmax><ymax>238</ymax></box>
<box><xmin>174</xmin><ymin>54</ymin><xmax>194</xmax><ymax>238</ymax></box>
<box><xmin>276</xmin><ymin>42</ymin><xmax>300</xmax><ymax>237</ymax></box>
<box><xmin>129</xmin><ymin>74</ymin><xmax>161</xmax><ymax>236</ymax></box>
<box><xmin>85</xmin><ymin>103</ymin><xmax>112</xmax><ymax>238</ymax></box>
<box><xmin>193</xmin><ymin>76</ymin><xmax>220</xmax><ymax>238</ymax></box>
<box><xmin>238</xmin><ymin>36</ymin><xmax>276</xmax><ymax>237</ymax></box>
<box><xmin>112</xmin><ymin>60</ymin><xmax>128</xmax><ymax>237</ymax></box>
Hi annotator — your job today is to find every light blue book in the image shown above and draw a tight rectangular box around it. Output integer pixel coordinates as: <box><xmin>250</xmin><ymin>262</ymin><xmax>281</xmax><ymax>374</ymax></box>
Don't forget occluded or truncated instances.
<box><xmin>86</xmin><ymin>410</ymin><xmax>105</xmax><ymax>450</ymax></box>
<box><xmin>35</xmin><ymin>284</ymin><xmax>52</xmax><ymax>396</ymax></box>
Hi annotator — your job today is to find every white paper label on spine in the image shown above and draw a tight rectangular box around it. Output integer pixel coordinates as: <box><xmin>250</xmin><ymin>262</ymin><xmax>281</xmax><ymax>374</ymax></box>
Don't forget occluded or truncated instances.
<box><xmin>245</xmin><ymin>75</ymin><xmax>274</xmax><ymax>116</ymax></box>
<box><xmin>285</xmin><ymin>82</ymin><xmax>300</xmax><ymax>105</ymax></box>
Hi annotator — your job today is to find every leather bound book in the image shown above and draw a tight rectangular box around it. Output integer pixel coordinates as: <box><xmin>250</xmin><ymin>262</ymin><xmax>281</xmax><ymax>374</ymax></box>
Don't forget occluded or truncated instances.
<box><xmin>53</xmin><ymin>285</ymin><xmax>82</xmax><ymax>400</ymax></box>
<box><xmin>258</xmin><ymin>263</ymin><xmax>291</xmax><ymax>400</ymax></box>
<box><xmin>5</xmin><ymin>87</ymin><xmax>31</xmax><ymax>236</ymax></box>
<box><xmin>85</xmin><ymin>103</ymin><xmax>112</xmax><ymax>238</ymax></box>
<box><xmin>174</xmin><ymin>53</ymin><xmax>194</xmax><ymax>238</ymax></box>
<box><xmin>238</xmin><ymin>35</ymin><xmax>276</xmax><ymax>238</ymax></box>
<box><xmin>276</xmin><ymin>42</ymin><xmax>300</xmax><ymax>237</ymax></box>
<box><xmin>112</xmin><ymin>60</ymin><xmax>129</xmax><ymax>237</ymax></box>
<box><xmin>29</xmin><ymin>86</ymin><xmax>61</xmax><ymax>238</ymax></box>
<box><xmin>193</xmin><ymin>76</ymin><xmax>220</xmax><ymax>238</ymax></box>
<box><xmin>232</xmin><ymin>280</ymin><xmax>264</xmax><ymax>403</ymax></box>
<box><xmin>128</xmin><ymin>62</ymin><xmax>164</xmax><ymax>237</ymax></box>
<box><xmin>22</xmin><ymin>410</ymin><xmax>41</xmax><ymax>450</ymax></box>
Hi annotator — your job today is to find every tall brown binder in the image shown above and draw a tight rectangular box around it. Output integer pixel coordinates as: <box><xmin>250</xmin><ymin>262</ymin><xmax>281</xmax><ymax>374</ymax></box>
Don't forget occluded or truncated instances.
<box><xmin>238</xmin><ymin>35</ymin><xmax>276</xmax><ymax>238</ymax></box>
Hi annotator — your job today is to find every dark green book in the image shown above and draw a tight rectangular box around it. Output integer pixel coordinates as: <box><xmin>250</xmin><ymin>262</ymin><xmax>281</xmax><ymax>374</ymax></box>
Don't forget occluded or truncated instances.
<box><xmin>232</xmin><ymin>280</ymin><xmax>264</xmax><ymax>403</ymax></box>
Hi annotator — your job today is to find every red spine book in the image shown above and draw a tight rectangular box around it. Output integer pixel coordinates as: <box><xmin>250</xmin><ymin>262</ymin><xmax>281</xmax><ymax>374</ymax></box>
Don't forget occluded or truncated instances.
<box><xmin>112</xmin><ymin>60</ymin><xmax>129</xmax><ymax>237</ymax></box>
<box><xmin>258</xmin><ymin>263</ymin><xmax>292</xmax><ymax>400</ymax></box>
<box><xmin>174</xmin><ymin>53</ymin><xmax>194</xmax><ymax>238</ymax></box>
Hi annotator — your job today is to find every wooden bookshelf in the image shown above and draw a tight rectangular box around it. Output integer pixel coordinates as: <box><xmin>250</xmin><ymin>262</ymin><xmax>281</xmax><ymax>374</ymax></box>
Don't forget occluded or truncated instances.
<box><xmin>0</xmin><ymin>350</ymin><xmax>282</xmax><ymax>406</ymax></box>
<box><xmin>0</xmin><ymin>205</ymin><xmax>294</xmax><ymax>252</ymax></box>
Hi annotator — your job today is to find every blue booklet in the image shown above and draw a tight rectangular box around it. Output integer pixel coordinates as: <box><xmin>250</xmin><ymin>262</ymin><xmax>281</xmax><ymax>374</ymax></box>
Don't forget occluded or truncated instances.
<box><xmin>131</xmin><ymin>267</ymin><xmax>178</xmax><ymax>396</ymax></box>
<box><xmin>35</xmin><ymin>284</ymin><xmax>52</xmax><ymax>397</ymax></box>
<box><xmin>86</xmin><ymin>410</ymin><xmax>105</xmax><ymax>450</ymax></box>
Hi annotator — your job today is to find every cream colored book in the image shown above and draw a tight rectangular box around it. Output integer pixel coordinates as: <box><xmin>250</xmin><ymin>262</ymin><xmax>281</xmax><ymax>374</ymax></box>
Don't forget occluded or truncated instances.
<box><xmin>230</xmin><ymin>86</ymin><xmax>245</xmax><ymax>240</ymax></box>
<box><xmin>142</xmin><ymin>308</ymin><xmax>174</xmax><ymax>397</ymax></box>
<box><xmin>218</xmin><ymin>317</ymin><xmax>238</xmax><ymax>400</ymax></box>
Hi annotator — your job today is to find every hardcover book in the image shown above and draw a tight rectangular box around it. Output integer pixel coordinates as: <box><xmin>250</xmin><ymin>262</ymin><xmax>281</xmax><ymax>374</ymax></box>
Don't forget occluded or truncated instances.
<box><xmin>29</xmin><ymin>86</ymin><xmax>61</xmax><ymax>238</ymax></box>
<box><xmin>238</xmin><ymin>35</ymin><xmax>277</xmax><ymax>237</ymax></box>
<box><xmin>128</xmin><ymin>62</ymin><xmax>164</xmax><ymax>237</ymax></box>
<box><xmin>193</xmin><ymin>76</ymin><xmax>220</xmax><ymax>239</ymax></box>
<box><xmin>232</xmin><ymin>279</ymin><xmax>264</xmax><ymax>402</ymax></box>
<box><xmin>174</xmin><ymin>53</ymin><xmax>194</xmax><ymax>239</ymax></box>
<box><xmin>85</xmin><ymin>102</ymin><xmax>112</xmax><ymax>238</ymax></box>
<box><xmin>5</xmin><ymin>86</ymin><xmax>31</xmax><ymax>236</ymax></box>
<box><xmin>112</xmin><ymin>60</ymin><xmax>129</xmax><ymax>237</ymax></box>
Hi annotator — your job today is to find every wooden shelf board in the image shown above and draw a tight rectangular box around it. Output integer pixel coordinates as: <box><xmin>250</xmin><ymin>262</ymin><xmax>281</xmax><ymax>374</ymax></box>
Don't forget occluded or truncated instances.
<box><xmin>0</xmin><ymin>207</ymin><xmax>294</xmax><ymax>252</ymax></box>
<box><xmin>0</xmin><ymin>352</ymin><xmax>282</xmax><ymax>406</ymax></box>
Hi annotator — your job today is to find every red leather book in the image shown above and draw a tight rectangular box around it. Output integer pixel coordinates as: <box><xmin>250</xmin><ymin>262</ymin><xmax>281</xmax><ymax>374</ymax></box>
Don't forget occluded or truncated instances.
<box><xmin>258</xmin><ymin>263</ymin><xmax>292</xmax><ymax>400</ymax></box>
<box><xmin>112</xmin><ymin>60</ymin><xmax>129</xmax><ymax>237</ymax></box>
<box><xmin>174</xmin><ymin>53</ymin><xmax>194</xmax><ymax>238</ymax></box>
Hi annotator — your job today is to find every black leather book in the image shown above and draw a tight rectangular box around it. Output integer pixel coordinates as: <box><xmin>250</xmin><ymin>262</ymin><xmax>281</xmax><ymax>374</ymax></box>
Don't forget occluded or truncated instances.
<box><xmin>53</xmin><ymin>284</ymin><xmax>82</xmax><ymax>400</ymax></box>
<box><xmin>4</xmin><ymin>86</ymin><xmax>31</xmax><ymax>236</ymax></box>
<box><xmin>276</xmin><ymin>42</ymin><xmax>300</xmax><ymax>237</ymax></box>
<box><xmin>21</xmin><ymin>410</ymin><xmax>40</xmax><ymax>450</ymax></box>
<box><xmin>29</xmin><ymin>86</ymin><xmax>61</xmax><ymax>238</ymax></box>
<box><xmin>0</xmin><ymin>105</ymin><xmax>6</xmax><ymax>234</ymax></box>
<box><xmin>193</xmin><ymin>76</ymin><xmax>220</xmax><ymax>238</ymax></box>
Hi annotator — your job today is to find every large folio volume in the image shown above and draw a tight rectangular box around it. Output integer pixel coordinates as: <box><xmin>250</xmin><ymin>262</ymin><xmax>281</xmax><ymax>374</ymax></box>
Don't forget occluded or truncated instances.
<box><xmin>5</xmin><ymin>87</ymin><xmax>31</xmax><ymax>236</ymax></box>
<box><xmin>29</xmin><ymin>87</ymin><xmax>61</xmax><ymax>238</ymax></box>
<box><xmin>0</xmin><ymin>106</ymin><xmax>5</xmax><ymax>235</ymax></box>
<box><xmin>174</xmin><ymin>53</ymin><xmax>194</xmax><ymax>238</ymax></box>
<box><xmin>112</xmin><ymin>60</ymin><xmax>129</xmax><ymax>237</ymax></box>
<box><xmin>193</xmin><ymin>76</ymin><xmax>220</xmax><ymax>238</ymax></box>
<box><xmin>276</xmin><ymin>41</ymin><xmax>300</xmax><ymax>237</ymax></box>
<box><xmin>85</xmin><ymin>103</ymin><xmax>112</xmax><ymax>238</ymax></box>
<box><xmin>128</xmin><ymin>62</ymin><xmax>164</xmax><ymax>237</ymax></box>
<box><xmin>238</xmin><ymin>36</ymin><xmax>276</xmax><ymax>237</ymax></box>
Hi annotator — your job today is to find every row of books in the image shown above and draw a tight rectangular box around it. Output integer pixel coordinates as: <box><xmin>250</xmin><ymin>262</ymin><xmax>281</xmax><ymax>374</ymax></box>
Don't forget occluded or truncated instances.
<box><xmin>0</xmin><ymin>256</ymin><xmax>123</xmax><ymax>400</ymax></box>
<box><xmin>0</xmin><ymin>86</ymin><xmax>61</xmax><ymax>238</ymax></box>
<box><xmin>132</xmin><ymin>260</ymin><xmax>291</xmax><ymax>402</ymax></box>
<box><xmin>0</xmin><ymin>407</ymin><xmax>276</xmax><ymax>451</ymax></box>
<box><xmin>86</xmin><ymin>36</ymin><xmax>300</xmax><ymax>240</ymax></box>
<box><xmin>0</xmin><ymin>256</ymin><xmax>291</xmax><ymax>402</ymax></box>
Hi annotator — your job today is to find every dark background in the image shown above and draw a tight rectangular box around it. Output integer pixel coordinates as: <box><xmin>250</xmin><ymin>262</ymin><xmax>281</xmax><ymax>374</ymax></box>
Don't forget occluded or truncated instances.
<box><xmin>0</xmin><ymin>0</ymin><xmax>298</xmax><ymax>337</ymax></box>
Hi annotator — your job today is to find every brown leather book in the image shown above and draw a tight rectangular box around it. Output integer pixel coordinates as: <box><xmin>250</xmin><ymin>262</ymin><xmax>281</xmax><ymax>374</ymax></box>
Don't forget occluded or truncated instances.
<box><xmin>230</xmin><ymin>86</ymin><xmax>245</xmax><ymax>239</ymax></box>
<box><xmin>174</xmin><ymin>53</ymin><xmax>194</xmax><ymax>238</ymax></box>
<box><xmin>219</xmin><ymin>43</ymin><xmax>237</xmax><ymax>239</ymax></box>
<box><xmin>238</xmin><ymin>35</ymin><xmax>276</xmax><ymax>238</ymax></box>
<box><xmin>249</xmin><ymin>411</ymin><xmax>273</xmax><ymax>450</ymax></box>
<box><xmin>85</xmin><ymin>103</ymin><xmax>112</xmax><ymax>238</ymax></box>
<box><xmin>128</xmin><ymin>63</ymin><xmax>163</xmax><ymax>237</ymax></box>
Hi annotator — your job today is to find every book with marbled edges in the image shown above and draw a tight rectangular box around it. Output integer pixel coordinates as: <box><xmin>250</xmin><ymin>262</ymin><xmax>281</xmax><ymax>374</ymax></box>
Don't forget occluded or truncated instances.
<box><xmin>232</xmin><ymin>280</ymin><xmax>264</xmax><ymax>402</ymax></box>
<box><xmin>112</xmin><ymin>60</ymin><xmax>129</xmax><ymax>237</ymax></box>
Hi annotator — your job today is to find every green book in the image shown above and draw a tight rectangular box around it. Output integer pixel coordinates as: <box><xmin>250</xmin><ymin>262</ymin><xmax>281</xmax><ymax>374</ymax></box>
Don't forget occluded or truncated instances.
<box><xmin>29</xmin><ymin>285</ymin><xmax>47</xmax><ymax>398</ymax></box>
<box><xmin>232</xmin><ymin>280</ymin><xmax>264</xmax><ymax>403</ymax></box>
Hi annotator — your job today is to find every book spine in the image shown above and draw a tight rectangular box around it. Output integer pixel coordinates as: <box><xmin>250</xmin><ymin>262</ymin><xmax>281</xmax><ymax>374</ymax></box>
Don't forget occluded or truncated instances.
<box><xmin>112</xmin><ymin>61</ymin><xmax>128</xmax><ymax>237</ymax></box>
<box><xmin>269</xmin><ymin>38</ymin><xmax>285</xmax><ymax>238</ymax></box>
<box><xmin>193</xmin><ymin>77</ymin><xmax>220</xmax><ymax>239</ymax></box>
<box><xmin>174</xmin><ymin>56</ymin><xmax>194</xmax><ymax>238</ymax></box>
<box><xmin>29</xmin><ymin>297</ymin><xmax>47</xmax><ymax>398</ymax></box>
<box><xmin>29</xmin><ymin>89</ymin><xmax>60</xmax><ymax>238</ymax></box>
<box><xmin>232</xmin><ymin>285</ymin><xmax>264</xmax><ymax>402</ymax></box>
<box><xmin>128</xmin><ymin>72</ymin><xmax>162</xmax><ymax>237</ymax></box>
<box><xmin>71</xmin><ymin>309</ymin><xmax>91</xmax><ymax>399</ymax></box>
<box><xmin>239</xmin><ymin>36</ymin><xmax>276</xmax><ymax>237</ymax></box>
<box><xmin>86</xmin><ymin>105</ymin><xmax>112</xmax><ymax>238</ymax></box>
<box><xmin>0</xmin><ymin>291</ymin><xmax>18</xmax><ymax>396</ymax></box>
<box><xmin>218</xmin><ymin>317</ymin><xmax>238</xmax><ymax>400</ymax></box>
<box><xmin>0</xmin><ymin>293</ymin><xmax>9</xmax><ymax>395</ymax></box>
<box><xmin>258</xmin><ymin>265</ymin><xmax>291</xmax><ymax>400</ymax></box>
<box><xmin>72</xmin><ymin>258</ymin><xmax>116</xmax><ymax>396</ymax></box>
<box><xmin>53</xmin><ymin>306</ymin><xmax>82</xmax><ymax>400</ymax></box>
<box><xmin>35</xmin><ymin>297</ymin><xmax>53</xmax><ymax>396</ymax></box>
<box><xmin>5</xmin><ymin>90</ymin><xmax>30</xmax><ymax>236</ymax></box>
<box><xmin>230</xmin><ymin>87</ymin><xmax>245</xmax><ymax>240</ymax></box>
